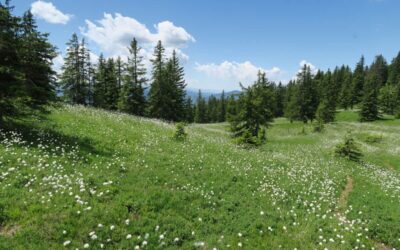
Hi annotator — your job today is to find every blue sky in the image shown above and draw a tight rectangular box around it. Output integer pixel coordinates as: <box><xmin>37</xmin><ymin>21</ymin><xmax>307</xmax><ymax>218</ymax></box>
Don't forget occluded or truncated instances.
<box><xmin>14</xmin><ymin>0</ymin><xmax>400</xmax><ymax>91</ymax></box>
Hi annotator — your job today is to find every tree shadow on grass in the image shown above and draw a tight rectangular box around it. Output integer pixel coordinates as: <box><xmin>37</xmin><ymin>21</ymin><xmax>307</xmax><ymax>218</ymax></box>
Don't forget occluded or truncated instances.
<box><xmin>0</xmin><ymin>114</ymin><xmax>113</xmax><ymax>160</ymax></box>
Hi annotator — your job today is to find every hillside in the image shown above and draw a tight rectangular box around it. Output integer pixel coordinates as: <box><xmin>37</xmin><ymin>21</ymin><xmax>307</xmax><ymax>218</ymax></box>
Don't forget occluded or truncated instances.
<box><xmin>0</xmin><ymin>105</ymin><xmax>399</xmax><ymax>249</ymax></box>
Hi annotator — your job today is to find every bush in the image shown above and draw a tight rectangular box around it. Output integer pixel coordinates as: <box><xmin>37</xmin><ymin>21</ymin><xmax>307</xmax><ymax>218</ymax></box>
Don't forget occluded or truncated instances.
<box><xmin>173</xmin><ymin>123</ymin><xmax>187</xmax><ymax>141</ymax></box>
<box><xmin>364</xmin><ymin>134</ymin><xmax>383</xmax><ymax>144</ymax></box>
<box><xmin>335</xmin><ymin>134</ymin><xmax>363</xmax><ymax>162</ymax></box>
<box><xmin>313</xmin><ymin>121</ymin><xmax>325</xmax><ymax>133</ymax></box>
<box><xmin>235</xmin><ymin>127</ymin><xmax>266</xmax><ymax>147</ymax></box>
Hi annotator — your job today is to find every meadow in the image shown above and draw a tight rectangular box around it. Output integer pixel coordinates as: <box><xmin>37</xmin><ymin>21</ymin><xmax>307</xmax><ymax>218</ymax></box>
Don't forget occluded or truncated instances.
<box><xmin>0</xmin><ymin>105</ymin><xmax>399</xmax><ymax>249</ymax></box>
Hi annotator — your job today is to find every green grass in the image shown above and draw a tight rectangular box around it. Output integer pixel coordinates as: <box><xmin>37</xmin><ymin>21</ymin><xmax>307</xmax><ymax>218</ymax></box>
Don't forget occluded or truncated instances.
<box><xmin>0</xmin><ymin>105</ymin><xmax>399</xmax><ymax>249</ymax></box>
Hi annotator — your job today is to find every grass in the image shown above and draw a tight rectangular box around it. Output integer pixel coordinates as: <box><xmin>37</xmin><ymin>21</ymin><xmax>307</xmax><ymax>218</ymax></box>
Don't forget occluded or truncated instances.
<box><xmin>0</xmin><ymin>105</ymin><xmax>399</xmax><ymax>249</ymax></box>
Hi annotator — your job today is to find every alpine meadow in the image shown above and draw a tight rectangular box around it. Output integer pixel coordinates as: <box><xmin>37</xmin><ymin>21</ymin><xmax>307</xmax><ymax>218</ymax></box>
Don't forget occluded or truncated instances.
<box><xmin>1</xmin><ymin>1</ymin><xmax>400</xmax><ymax>249</ymax></box>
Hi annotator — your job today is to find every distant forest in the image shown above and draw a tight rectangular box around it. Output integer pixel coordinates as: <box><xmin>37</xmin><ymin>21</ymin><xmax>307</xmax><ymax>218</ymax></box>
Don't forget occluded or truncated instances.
<box><xmin>1</xmin><ymin>0</ymin><xmax>400</xmax><ymax>136</ymax></box>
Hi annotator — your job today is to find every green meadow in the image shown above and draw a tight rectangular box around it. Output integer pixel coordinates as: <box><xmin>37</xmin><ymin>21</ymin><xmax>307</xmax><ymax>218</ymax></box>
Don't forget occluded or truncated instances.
<box><xmin>0</xmin><ymin>105</ymin><xmax>399</xmax><ymax>249</ymax></box>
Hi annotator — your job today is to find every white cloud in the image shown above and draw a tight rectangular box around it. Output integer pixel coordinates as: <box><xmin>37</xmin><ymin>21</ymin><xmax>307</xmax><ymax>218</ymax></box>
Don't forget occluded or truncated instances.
<box><xmin>80</xmin><ymin>13</ymin><xmax>194</xmax><ymax>63</ymax></box>
<box><xmin>195</xmin><ymin>61</ymin><xmax>282</xmax><ymax>86</ymax></box>
<box><xmin>31</xmin><ymin>1</ymin><xmax>72</xmax><ymax>25</ymax></box>
<box><xmin>52</xmin><ymin>54</ymin><xmax>64</xmax><ymax>73</ymax></box>
<box><xmin>298</xmin><ymin>60</ymin><xmax>318</xmax><ymax>75</ymax></box>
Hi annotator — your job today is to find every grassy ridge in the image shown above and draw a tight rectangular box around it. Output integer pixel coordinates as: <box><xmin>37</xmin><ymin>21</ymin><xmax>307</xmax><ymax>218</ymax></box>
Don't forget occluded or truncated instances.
<box><xmin>0</xmin><ymin>105</ymin><xmax>399</xmax><ymax>249</ymax></box>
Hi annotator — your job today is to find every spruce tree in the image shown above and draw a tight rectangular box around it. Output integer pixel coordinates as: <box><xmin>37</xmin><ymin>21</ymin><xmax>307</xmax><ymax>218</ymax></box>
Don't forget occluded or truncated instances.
<box><xmin>194</xmin><ymin>90</ymin><xmax>208</xmax><ymax>123</ymax></box>
<box><xmin>218</xmin><ymin>90</ymin><xmax>226</xmax><ymax>122</ymax></box>
<box><xmin>230</xmin><ymin>72</ymin><xmax>274</xmax><ymax>145</ymax></box>
<box><xmin>93</xmin><ymin>54</ymin><xmax>107</xmax><ymax>108</ymax></box>
<box><xmin>184</xmin><ymin>97</ymin><xmax>195</xmax><ymax>123</ymax></box>
<box><xmin>148</xmin><ymin>41</ymin><xmax>168</xmax><ymax>119</ymax></box>
<box><xmin>60</xmin><ymin>34</ymin><xmax>89</xmax><ymax>105</ymax></box>
<box><xmin>360</xmin><ymin>74</ymin><xmax>379</xmax><ymax>121</ymax></box>
<box><xmin>119</xmin><ymin>38</ymin><xmax>147</xmax><ymax>116</ymax></box>
<box><xmin>296</xmin><ymin>65</ymin><xmax>318</xmax><ymax>123</ymax></box>
<box><xmin>339</xmin><ymin>66</ymin><xmax>353</xmax><ymax>109</ymax></box>
<box><xmin>350</xmin><ymin>56</ymin><xmax>365</xmax><ymax>108</ymax></box>
<box><xmin>388</xmin><ymin>51</ymin><xmax>400</xmax><ymax>85</ymax></box>
<box><xmin>275</xmin><ymin>82</ymin><xmax>286</xmax><ymax>117</ymax></box>
<box><xmin>104</xmin><ymin>58</ymin><xmax>119</xmax><ymax>110</ymax></box>
<box><xmin>378</xmin><ymin>84</ymin><xmax>397</xmax><ymax>115</ymax></box>
<box><xmin>165</xmin><ymin>50</ymin><xmax>187</xmax><ymax>121</ymax></box>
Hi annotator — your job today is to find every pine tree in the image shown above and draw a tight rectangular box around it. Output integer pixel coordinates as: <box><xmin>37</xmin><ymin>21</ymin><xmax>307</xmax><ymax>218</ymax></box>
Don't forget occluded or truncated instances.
<box><xmin>218</xmin><ymin>90</ymin><xmax>226</xmax><ymax>122</ymax></box>
<box><xmin>360</xmin><ymin>74</ymin><xmax>379</xmax><ymax>121</ymax></box>
<box><xmin>184</xmin><ymin>97</ymin><xmax>195</xmax><ymax>123</ymax></box>
<box><xmin>104</xmin><ymin>58</ymin><xmax>119</xmax><ymax>110</ymax></box>
<box><xmin>284</xmin><ymin>81</ymin><xmax>300</xmax><ymax>122</ymax></box>
<box><xmin>369</xmin><ymin>55</ymin><xmax>388</xmax><ymax>89</ymax></box>
<box><xmin>275</xmin><ymin>82</ymin><xmax>286</xmax><ymax>117</ymax></box>
<box><xmin>93</xmin><ymin>54</ymin><xmax>107</xmax><ymax>108</ymax></box>
<box><xmin>296</xmin><ymin>65</ymin><xmax>318</xmax><ymax>123</ymax></box>
<box><xmin>388</xmin><ymin>51</ymin><xmax>400</xmax><ymax>85</ymax></box>
<box><xmin>230</xmin><ymin>72</ymin><xmax>274</xmax><ymax>146</ymax></box>
<box><xmin>148</xmin><ymin>41</ymin><xmax>168</xmax><ymax>119</ymax></box>
<box><xmin>339</xmin><ymin>66</ymin><xmax>353</xmax><ymax>109</ymax></box>
<box><xmin>60</xmin><ymin>34</ymin><xmax>89</xmax><ymax>105</ymax></box>
<box><xmin>226</xmin><ymin>94</ymin><xmax>238</xmax><ymax>121</ymax></box>
<box><xmin>316</xmin><ymin>70</ymin><xmax>336</xmax><ymax>123</ymax></box>
<box><xmin>378</xmin><ymin>84</ymin><xmax>397</xmax><ymax>115</ymax></box>
<box><xmin>0</xmin><ymin>1</ymin><xmax>56</xmax><ymax>124</ymax></box>
<box><xmin>119</xmin><ymin>38</ymin><xmax>147</xmax><ymax>115</ymax></box>
<box><xmin>165</xmin><ymin>50</ymin><xmax>187</xmax><ymax>121</ymax></box>
<box><xmin>350</xmin><ymin>56</ymin><xmax>365</xmax><ymax>108</ymax></box>
<box><xmin>194</xmin><ymin>90</ymin><xmax>208</xmax><ymax>123</ymax></box>
<box><xmin>20</xmin><ymin>10</ymin><xmax>57</xmax><ymax>107</ymax></box>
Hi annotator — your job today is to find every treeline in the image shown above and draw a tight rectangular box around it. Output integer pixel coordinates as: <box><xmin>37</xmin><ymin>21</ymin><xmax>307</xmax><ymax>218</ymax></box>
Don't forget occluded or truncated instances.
<box><xmin>0</xmin><ymin>1</ymin><xmax>56</xmax><ymax>124</ymax></box>
<box><xmin>227</xmin><ymin>55</ymin><xmax>400</xmax><ymax>145</ymax></box>
<box><xmin>59</xmin><ymin>35</ymin><xmax>189</xmax><ymax>122</ymax></box>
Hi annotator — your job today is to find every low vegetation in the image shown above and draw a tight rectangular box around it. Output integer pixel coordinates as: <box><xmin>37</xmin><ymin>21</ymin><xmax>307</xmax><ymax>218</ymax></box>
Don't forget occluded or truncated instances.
<box><xmin>0</xmin><ymin>106</ymin><xmax>399</xmax><ymax>249</ymax></box>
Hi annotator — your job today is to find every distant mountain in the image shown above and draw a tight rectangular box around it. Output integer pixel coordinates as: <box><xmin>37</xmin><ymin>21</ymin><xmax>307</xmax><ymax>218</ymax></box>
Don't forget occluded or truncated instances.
<box><xmin>143</xmin><ymin>87</ymin><xmax>240</xmax><ymax>101</ymax></box>
<box><xmin>185</xmin><ymin>88</ymin><xmax>241</xmax><ymax>101</ymax></box>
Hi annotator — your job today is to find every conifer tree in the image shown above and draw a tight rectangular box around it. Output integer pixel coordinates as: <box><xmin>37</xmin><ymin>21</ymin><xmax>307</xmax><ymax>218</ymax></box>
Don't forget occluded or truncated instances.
<box><xmin>350</xmin><ymin>56</ymin><xmax>365</xmax><ymax>107</ymax></box>
<box><xmin>275</xmin><ymin>82</ymin><xmax>286</xmax><ymax>117</ymax></box>
<box><xmin>296</xmin><ymin>65</ymin><xmax>318</xmax><ymax>122</ymax></box>
<box><xmin>165</xmin><ymin>50</ymin><xmax>187</xmax><ymax>121</ymax></box>
<box><xmin>388</xmin><ymin>51</ymin><xmax>400</xmax><ymax>85</ymax></box>
<box><xmin>218</xmin><ymin>90</ymin><xmax>227</xmax><ymax>122</ymax></box>
<box><xmin>148</xmin><ymin>41</ymin><xmax>168</xmax><ymax>119</ymax></box>
<box><xmin>184</xmin><ymin>97</ymin><xmax>195</xmax><ymax>123</ymax></box>
<box><xmin>60</xmin><ymin>34</ymin><xmax>90</xmax><ymax>105</ymax></box>
<box><xmin>194</xmin><ymin>90</ymin><xmax>208</xmax><ymax>123</ymax></box>
<box><xmin>93</xmin><ymin>54</ymin><xmax>107</xmax><ymax>108</ymax></box>
<box><xmin>360</xmin><ymin>74</ymin><xmax>379</xmax><ymax>121</ymax></box>
<box><xmin>119</xmin><ymin>38</ymin><xmax>147</xmax><ymax>115</ymax></box>
<box><xmin>230</xmin><ymin>72</ymin><xmax>274</xmax><ymax>145</ymax></box>
<box><xmin>104</xmin><ymin>58</ymin><xmax>119</xmax><ymax>110</ymax></box>
<box><xmin>339</xmin><ymin>66</ymin><xmax>353</xmax><ymax>109</ymax></box>
<box><xmin>378</xmin><ymin>84</ymin><xmax>397</xmax><ymax>115</ymax></box>
<box><xmin>226</xmin><ymin>94</ymin><xmax>238</xmax><ymax>121</ymax></box>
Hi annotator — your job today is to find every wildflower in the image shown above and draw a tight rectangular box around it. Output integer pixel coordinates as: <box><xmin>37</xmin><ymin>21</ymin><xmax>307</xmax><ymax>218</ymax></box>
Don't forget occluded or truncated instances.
<box><xmin>63</xmin><ymin>240</ymin><xmax>71</xmax><ymax>246</ymax></box>
<box><xmin>83</xmin><ymin>243</ymin><xmax>89</xmax><ymax>248</ymax></box>
<box><xmin>238</xmin><ymin>242</ymin><xmax>242</xmax><ymax>247</ymax></box>
<box><xmin>125</xmin><ymin>219</ymin><xmax>130</xmax><ymax>225</ymax></box>
<box><xmin>127</xmin><ymin>234</ymin><xmax>132</xmax><ymax>239</ymax></box>
<box><xmin>260</xmin><ymin>211</ymin><xmax>264</xmax><ymax>215</ymax></box>
<box><xmin>110</xmin><ymin>225</ymin><xmax>115</xmax><ymax>230</ymax></box>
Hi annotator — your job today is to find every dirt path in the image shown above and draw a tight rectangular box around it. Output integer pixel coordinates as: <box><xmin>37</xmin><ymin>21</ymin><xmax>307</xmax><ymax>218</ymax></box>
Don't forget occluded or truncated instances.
<box><xmin>335</xmin><ymin>176</ymin><xmax>391</xmax><ymax>250</ymax></box>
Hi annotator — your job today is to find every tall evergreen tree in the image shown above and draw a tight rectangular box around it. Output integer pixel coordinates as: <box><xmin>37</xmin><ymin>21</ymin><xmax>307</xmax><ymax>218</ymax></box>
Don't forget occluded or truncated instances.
<box><xmin>388</xmin><ymin>51</ymin><xmax>400</xmax><ymax>85</ymax></box>
<box><xmin>119</xmin><ymin>38</ymin><xmax>147</xmax><ymax>115</ymax></box>
<box><xmin>350</xmin><ymin>56</ymin><xmax>365</xmax><ymax>107</ymax></box>
<box><xmin>275</xmin><ymin>82</ymin><xmax>286</xmax><ymax>117</ymax></box>
<box><xmin>360</xmin><ymin>74</ymin><xmax>379</xmax><ymax>121</ymax></box>
<box><xmin>378</xmin><ymin>84</ymin><xmax>397</xmax><ymax>115</ymax></box>
<box><xmin>165</xmin><ymin>50</ymin><xmax>187</xmax><ymax>121</ymax></box>
<box><xmin>0</xmin><ymin>2</ymin><xmax>56</xmax><ymax>123</ymax></box>
<box><xmin>184</xmin><ymin>97</ymin><xmax>195</xmax><ymax>123</ymax></box>
<box><xmin>339</xmin><ymin>66</ymin><xmax>353</xmax><ymax>109</ymax></box>
<box><xmin>60</xmin><ymin>34</ymin><xmax>89</xmax><ymax>105</ymax></box>
<box><xmin>218</xmin><ymin>90</ymin><xmax>227</xmax><ymax>122</ymax></box>
<box><xmin>104</xmin><ymin>58</ymin><xmax>119</xmax><ymax>110</ymax></box>
<box><xmin>296</xmin><ymin>65</ymin><xmax>318</xmax><ymax>122</ymax></box>
<box><xmin>316</xmin><ymin>70</ymin><xmax>336</xmax><ymax>123</ymax></box>
<box><xmin>194</xmin><ymin>90</ymin><xmax>208</xmax><ymax>123</ymax></box>
<box><xmin>148</xmin><ymin>41</ymin><xmax>168</xmax><ymax>119</ymax></box>
<box><xmin>93</xmin><ymin>54</ymin><xmax>107</xmax><ymax>108</ymax></box>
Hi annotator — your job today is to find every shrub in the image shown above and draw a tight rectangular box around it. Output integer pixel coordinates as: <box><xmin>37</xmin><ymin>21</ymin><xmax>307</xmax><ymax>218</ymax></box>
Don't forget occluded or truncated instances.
<box><xmin>173</xmin><ymin>123</ymin><xmax>187</xmax><ymax>141</ymax></box>
<box><xmin>0</xmin><ymin>203</ymin><xmax>7</xmax><ymax>225</ymax></box>
<box><xmin>335</xmin><ymin>134</ymin><xmax>363</xmax><ymax>162</ymax></box>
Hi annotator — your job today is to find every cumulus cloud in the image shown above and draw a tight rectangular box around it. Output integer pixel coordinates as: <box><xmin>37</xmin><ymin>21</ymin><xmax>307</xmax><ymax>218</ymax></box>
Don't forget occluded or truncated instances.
<box><xmin>298</xmin><ymin>60</ymin><xmax>318</xmax><ymax>75</ymax></box>
<box><xmin>31</xmin><ymin>1</ymin><xmax>72</xmax><ymax>24</ymax></box>
<box><xmin>80</xmin><ymin>13</ymin><xmax>194</xmax><ymax>62</ymax></box>
<box><xmin>195</xmin><ymin>61</ymin><xmax>282</xmax><ymax>85</ymax></box>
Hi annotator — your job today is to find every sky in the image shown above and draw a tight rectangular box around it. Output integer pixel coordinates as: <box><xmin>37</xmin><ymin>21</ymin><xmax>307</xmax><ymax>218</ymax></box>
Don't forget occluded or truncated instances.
<box><xmin>13</xmin><ymin>0</ymin><xmax>400</xmax><ymax>91</ymax></box>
